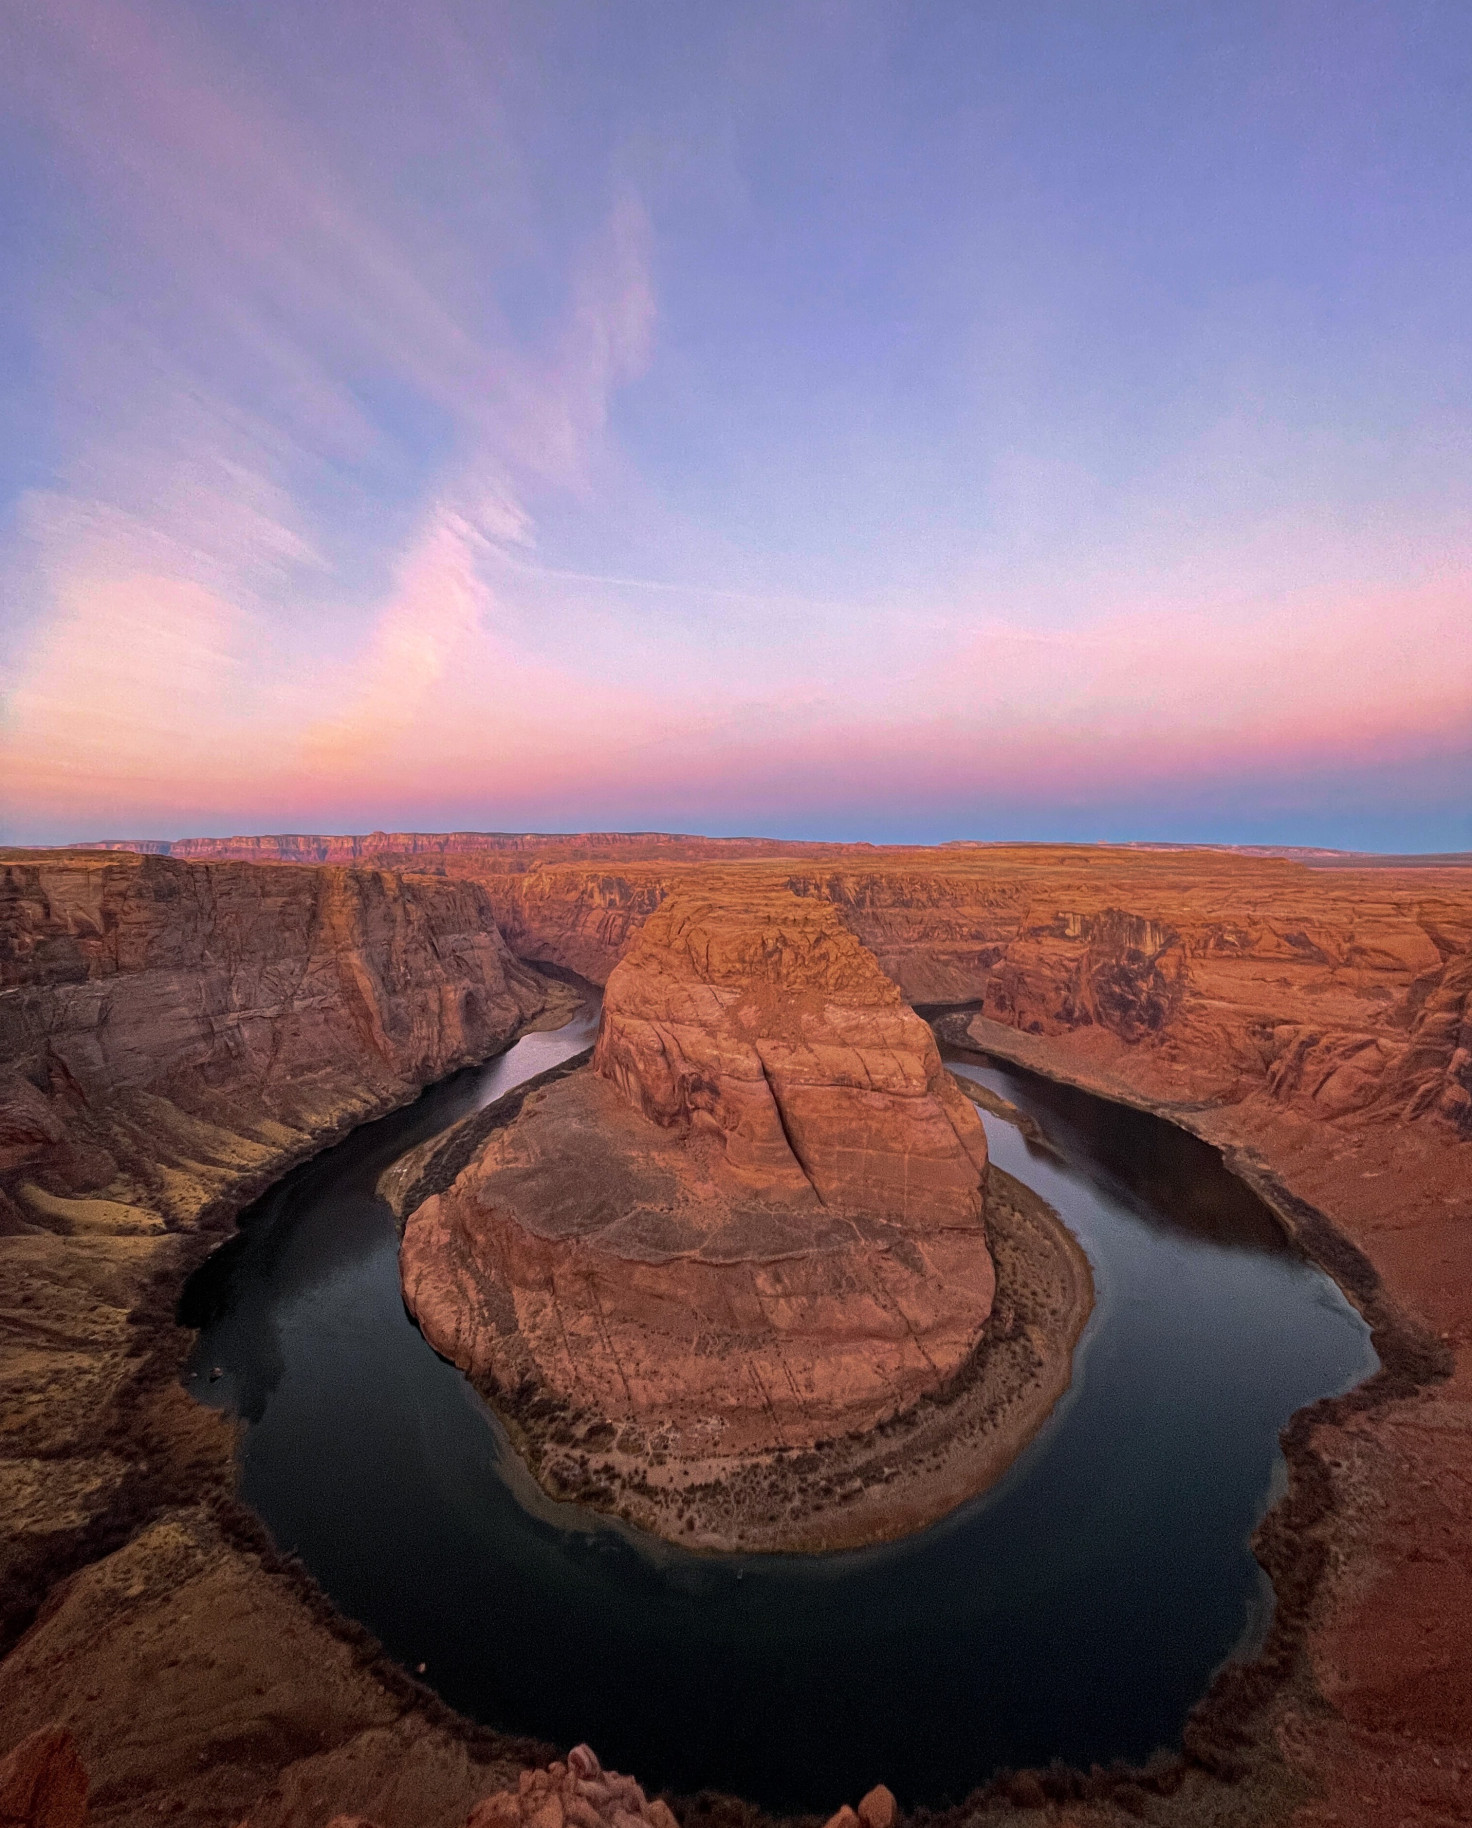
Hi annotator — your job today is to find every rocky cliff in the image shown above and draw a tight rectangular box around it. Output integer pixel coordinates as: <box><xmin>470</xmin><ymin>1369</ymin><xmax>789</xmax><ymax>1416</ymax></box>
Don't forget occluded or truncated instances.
<box><xmin>1</xmin><ymin>852</ymin><xmax>551</xmax><ymax>1225</ymax></box>
<box><xmin>0</xmin><ymin>850</ymin><xmax>559</xmax><ymax>1821</ymax></box>
<box><xmin>64</xmin><ymin>833</ymin><xmax>1472</xmax><ymax>1142</ymax></box>
<box><xmin>398</xmin><ymin>890</ymin><xmax>1038</xmax><ymax>1549</ymax></box>
<box><xmin>3</xmin><ymin>834</ymin><xmax>1470</xmax><ymax>1828</ymax></box>
<box><xmin>453</xmin><ymin>845</ymin><xmax>1472</xmax><ymax>1143</ymax></box>
<box><xmin>591</xmin><ymin>890</ymin><xmax>989</xmax><ymax>1220</ymax></box>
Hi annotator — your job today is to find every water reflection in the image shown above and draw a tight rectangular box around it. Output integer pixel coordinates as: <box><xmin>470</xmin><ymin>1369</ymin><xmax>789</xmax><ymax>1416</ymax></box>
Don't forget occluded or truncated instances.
<box><xmin>182</xmin><ymin>1003</ymin><xmax>1373</xmax><ymax>1812</ymax></box>
<box><xmin>179</xmin><ymin>1001</ymin><xmax>600</xmax><ymax>1424</ymax></box>
<box><xmin>946</xmin><ymin>1048</ymin><xmax>1291</xmax><ymax>1255</ymax></box>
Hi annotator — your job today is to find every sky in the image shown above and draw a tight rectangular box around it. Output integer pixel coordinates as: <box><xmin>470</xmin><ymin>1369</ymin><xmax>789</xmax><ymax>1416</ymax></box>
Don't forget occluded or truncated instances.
<box><xmin>1</xmin><ymin>0</ymin><xmax>1469</xmax><ymax>851</ymax></box>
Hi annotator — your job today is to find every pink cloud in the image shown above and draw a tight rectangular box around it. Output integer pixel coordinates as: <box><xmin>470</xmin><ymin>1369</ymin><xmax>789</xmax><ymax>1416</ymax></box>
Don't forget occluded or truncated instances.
<box><xmin>6</xmin><ymin>563</ymin><xmax>1465</xmax><ymax>837</ymax></box>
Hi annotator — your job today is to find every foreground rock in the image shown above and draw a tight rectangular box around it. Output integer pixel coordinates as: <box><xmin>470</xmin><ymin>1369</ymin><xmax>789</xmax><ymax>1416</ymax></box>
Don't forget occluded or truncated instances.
<box><xmin>461</xmin><ymin>1744</ymin><xmax>678</xmax><ymax>1828</ymax></box>
<box><xmin>0</xmin><ymin>850</ymin><xmax>565</xmax><ymax>1823</ymax></box>
<box><xmin>396</xmin><ymin>890</ymin><xmax>1075</xmax><ymax>1549</ymax></box>
<box><xmin>0</xmin><ymin>1723</ymin><xmax>86</xmax><ymax>1827</ymax></box>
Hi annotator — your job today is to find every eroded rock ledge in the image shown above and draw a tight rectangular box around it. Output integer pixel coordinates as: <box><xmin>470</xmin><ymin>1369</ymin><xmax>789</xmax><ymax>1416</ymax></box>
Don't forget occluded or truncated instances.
<box><xmin>400</xmin><ymin>891</ymin><xmax>1090</xmax><ymax>1549</ymax></box>
<box><xmin>0</xmin><ymin>849</ymin><xmax>568</xmax><ymax>1815</ymax></box>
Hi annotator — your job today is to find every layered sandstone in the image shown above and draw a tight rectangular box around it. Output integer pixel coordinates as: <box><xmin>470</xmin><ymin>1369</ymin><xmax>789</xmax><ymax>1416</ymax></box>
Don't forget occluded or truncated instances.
<box><xmin>4</xmin><ymin>832</ymin><xmax>1471</xmax><ymax>1826</ymax></box>
<box><xmin>261</xmin><ymin>833</ymin><xmax>1472</xmax><ymax>1141</ymax></box>
<box><xmin>0</xmin><ymin>851</ymin><xmax>552</xmax><ymax>1223</ymax></box>
<box><xmin>400</xmin><ymin>891</ymin><xmax>1019</xmax><ymax>1545</ymax></box>
<box><xmin>0</xmin><ymin>849</ymin><xmax>560</xmax><ymax>1808</ymax></box>
<box><xmin>68</xmin><ymin>834</ymin><xmax>1472</xmax><ymax>1140</ymax></box>
<box><xmin>591</xmin><ymin>891</ymin><xmax>990</xmax><ymax>1221</ymax></box>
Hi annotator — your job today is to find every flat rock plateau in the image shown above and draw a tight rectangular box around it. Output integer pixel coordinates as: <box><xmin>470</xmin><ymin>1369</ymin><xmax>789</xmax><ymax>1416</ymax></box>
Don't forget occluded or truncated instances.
<box><xmin>396</xmin><ymin>888</ymin><xmax>1087</xmax><ymax>1550</ymax></box>
<box><xmin>2</xmin><ymin>834</ymin><xmax>1469</xmax><ymax>1828</ymax></box>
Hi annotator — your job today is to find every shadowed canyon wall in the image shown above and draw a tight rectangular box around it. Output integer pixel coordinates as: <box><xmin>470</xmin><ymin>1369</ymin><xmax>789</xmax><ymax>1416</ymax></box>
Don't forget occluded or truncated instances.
<box><xmin>0</xmin><ymin>850</ymin><xmax>561</xmax><ymax>1821</ymax></box>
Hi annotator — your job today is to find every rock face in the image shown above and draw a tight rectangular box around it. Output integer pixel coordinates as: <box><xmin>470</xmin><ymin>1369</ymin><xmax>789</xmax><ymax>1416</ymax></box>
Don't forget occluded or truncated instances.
<box><xmin>401</xmin><ymin>890</ymin><xmax>993</xmax><ymax>1482</ymax></box>
<box><xmin>0</xmin><ymin>1511</ymin><xmax>536</xmax><ymax>1828</ymax></box>
<box><xmin>0</xmin><ymin>848</ymin><xmax>554</xmax><ymax>1764</ymax></box>
<box><xmin>592</xmin><ymin>891</ymin><xmax>988</xmax><ymax>1221</ymax></box>
<box><xmin>236</xmin><ymin>835</ymin><xmax>1468</xmax><ymax>1151</ymax></box>
<box><xmin>0</xmin><ymin>853</ymin><xmax>549</xmax><ymax>1216</ymax></box>
<box><xmin>0</xmin><ymin>1723</ymin><xmax>86</xmax><ymax>1828</ymax></box>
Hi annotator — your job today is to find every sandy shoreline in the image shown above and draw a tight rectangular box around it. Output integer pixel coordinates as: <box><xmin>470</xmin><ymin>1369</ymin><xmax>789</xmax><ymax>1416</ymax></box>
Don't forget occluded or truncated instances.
<box><xmin>474</xmin><ymin>1140</ymin><xmax>1094</xmax><ymax>1556</ymax></box>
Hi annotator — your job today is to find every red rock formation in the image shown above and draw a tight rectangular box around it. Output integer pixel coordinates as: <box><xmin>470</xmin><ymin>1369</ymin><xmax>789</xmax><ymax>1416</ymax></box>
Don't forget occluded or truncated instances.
<box><xmin>856</xmin><ymin>1785</ymin><xmax>896</xmax><ymax>1828</ymax></box>
<box><xmin>464</xmin><ymin>1744</ymin><xmax>679</xmax><ymax>1828</ymax></box>
<box><xmin>0</xmin><ymin>848</ymin><xmax>557</xmax><ymax>1740</ymax></box>
<box><xmin>592</xmin><ymin>891</ymin><xmax>988</xmax><ymax>1221</ymax></box>
<box><xmin>4</xmin><ymin>831</ymin><xmax>1470</xmax><ymax>1824</ymax></box>
<box><xmin>401</xmin><ymin>890</ymin><xmax>993</xmax><ymax>1492</ymax></box>
<box><xmin>427</xmin><ymin>842</ymin><xmax>1471</xmax><ymax>1152</ymax></box>
<box><xmin>0</xmin><ymin>1723</ymin><xmax>86</xmax><ymax>1828</ymax></box>
<box><xmin>61</xmin><ymin>832</ymin><xmax>1472</xmax><ymax>1139</ymax></box>
<box><xmin>390</xmin><ymin>837</ymin><xmax>1472</xmax><ymax>1819</ymax></box>
<box><xmin>0</xmin><ymin>851</ymin><xmax>550</xmax><ymax>1221</ymax></box>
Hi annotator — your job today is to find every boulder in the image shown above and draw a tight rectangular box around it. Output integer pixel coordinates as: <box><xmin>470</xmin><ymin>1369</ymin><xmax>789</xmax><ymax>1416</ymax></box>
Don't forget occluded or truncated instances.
<box><xmin>0</xmin><ymin>1724</ymin><xmax>87</xmax><ymax>1828</ymax></box>
<box><xmin>464</xmin><ymin>1752</ymin><xmax>676</xmax><ymax>1828</ymax></box>
<box><xmin>857</xmin><ymin>1785</ymin><xmax>897</xmax><ymax>1828</ymax></box>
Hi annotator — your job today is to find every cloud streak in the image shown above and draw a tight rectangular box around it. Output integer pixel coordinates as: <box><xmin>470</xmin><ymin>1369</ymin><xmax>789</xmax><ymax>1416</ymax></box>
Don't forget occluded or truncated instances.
<box><xmin>2</xmin><ymin>1</ymin><xmax>1469</xmax><ymax>849</ymax></box>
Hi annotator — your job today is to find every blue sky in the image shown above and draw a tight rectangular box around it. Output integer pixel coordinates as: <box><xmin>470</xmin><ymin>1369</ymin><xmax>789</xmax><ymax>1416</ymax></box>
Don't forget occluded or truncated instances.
<box><xmin>1</xmin><ymin>0</ymin><xmax>1469</xmax><ymax>848</ymax></box>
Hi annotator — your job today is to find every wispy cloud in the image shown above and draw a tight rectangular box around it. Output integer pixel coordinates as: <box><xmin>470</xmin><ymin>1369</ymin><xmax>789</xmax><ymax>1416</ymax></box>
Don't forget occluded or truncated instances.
<box><xmin>2</xmin><ymin>1</ymin><xmax>1468</xmax><ymax>847</ymax></box>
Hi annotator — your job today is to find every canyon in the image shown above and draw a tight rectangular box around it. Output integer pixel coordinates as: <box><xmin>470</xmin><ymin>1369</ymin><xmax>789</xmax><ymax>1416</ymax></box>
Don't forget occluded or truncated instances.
<box><xmin>1</xmin><ymin>833</ymin><xmax>1469</xmax><ymax>1827</ymax></box>
<box><xmin>0</xmin><ymin>850</ymin><xmax>570</xmax><ymax>1823</ymax></box>
<box><xmin>395</xmin><ymin>888</ymin><xmax>1086</xmax><ymax>1549</ymax></box>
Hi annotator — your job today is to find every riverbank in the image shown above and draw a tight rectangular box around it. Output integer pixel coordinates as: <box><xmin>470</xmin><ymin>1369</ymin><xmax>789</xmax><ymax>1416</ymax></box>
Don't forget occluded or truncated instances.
<box><xmin>933</xmin><ymin>1010</ymin><xmax>1468</xmax><ymax>1824</ymax></box>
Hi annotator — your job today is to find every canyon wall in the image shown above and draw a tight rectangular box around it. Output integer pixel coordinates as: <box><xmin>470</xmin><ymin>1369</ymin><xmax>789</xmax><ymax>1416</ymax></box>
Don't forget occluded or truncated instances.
<box><xmin>1</xmin><ymin>851</ymin><xmax>552</xmax><ymax>1226</ymax></box>
<box><xmin>465</xmin><ymin>847</ymin><xmax>1472</xmax><ymax>1144</ymax></box>
<box><xmin>203</xmin><ymin>835</ymin><xmax>1461</xmax><ymax>1154</ymax></box>
<box><xmin>0</xmin><ymin>849</ymin><xmax>560</xmax><ymax>1819</ymax></box>
<box><xmin>72</xmin><ymin>830</ymin><xmax>862</xmax><ymax>866</ymax></box>
<box><xmin>3</xmin><ymin>833</ymin><xmax>1470</xmax><ymax>1826</ymax></box>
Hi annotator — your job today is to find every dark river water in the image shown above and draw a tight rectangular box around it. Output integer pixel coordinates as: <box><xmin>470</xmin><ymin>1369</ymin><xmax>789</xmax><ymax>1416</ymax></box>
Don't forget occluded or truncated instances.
<box><xmin>181</xmin><ymin>1000</ymin><xmax>1374</xmax><ymax>1812</ymax></box>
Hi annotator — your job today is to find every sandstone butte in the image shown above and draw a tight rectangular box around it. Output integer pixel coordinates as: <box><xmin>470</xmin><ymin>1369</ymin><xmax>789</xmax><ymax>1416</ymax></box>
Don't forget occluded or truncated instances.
<box><xmin>1</xmin><ymin>832</ymin><xmax>1470</xmax><ymax>1828</ymax></box>
<box><xmin>399</xmin><ymin>890</ymin><xmax>1003</xmax><ymax>1540</ymax></box>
